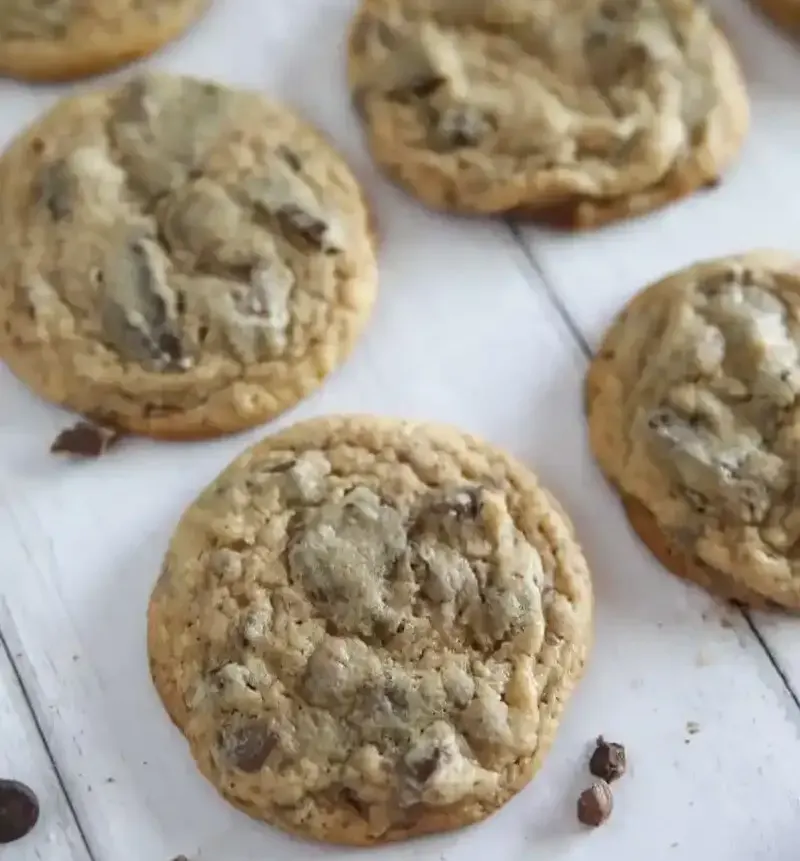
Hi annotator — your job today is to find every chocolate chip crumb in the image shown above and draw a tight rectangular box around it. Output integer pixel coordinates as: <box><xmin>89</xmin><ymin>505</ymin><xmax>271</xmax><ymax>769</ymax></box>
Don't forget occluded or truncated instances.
<box><xmin>340</xmin><ymin>788</ymin><xmax>368</xmax><ymax>817</ymax></box>
<box><xmin>589</xmin><ymin>736</ymin><xmax>627</xmax><ymax>783</ymax></box>
<box><xmin>0</xmin><ymin>779</ymin><xmax>40</xmax><ymax>844</ymax></box>
<box><xmin>51</xmin><ymin>421</ymin><xmax>122</xmax><ymax>458</ymax></box>
<box><xmin>577</xmin><ymin>780</ymin><xmax>613</xmax><ymax>827</ymax></box>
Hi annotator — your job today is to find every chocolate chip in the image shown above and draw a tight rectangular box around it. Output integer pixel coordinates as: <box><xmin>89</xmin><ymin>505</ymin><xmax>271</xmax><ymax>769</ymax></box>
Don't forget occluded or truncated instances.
<box><xmin>101</xmin><ymin>237</ymin><xmax>187</xmax><ymax>371</ymax></box>
<box><xmin>0</xmin><ymin>779</ymin><xmax>39</xmax><ymax>844</ymax></box>
<box><xmin>589</xmin><ymin>736</ymin><xmax>627</xmax><ymax>783</ymax></box>
<box><xmin>385</xmin><ymin>682</ymin><xmax>411</xmax><ymax>715</ymax></box>
<box><xmin>577</xmin><ymin>780</ymin><xmax>613</xmax><ymax>827</ymax></box>
<box><xmin>404</xmin><ymin>75</ymin><xmax>446</xmax><ymax>99</ymax></box>
<box><xmin>224</xmin><ymin>722</ymin><xmax>277</xmax><ymax>773</ymax></box>
<box><xmin>268</xmin><ymin>460</ymin><xmax>296</xmax><ymax>473</ymax></box>
<box><xmin>157</xmin><ymin>332</ymin><xmax>183</xmax><ymax>361</ymax></box>
<box><xmin>50</xmin><ymin>422</ymin><xmax>122</xmax><ymax>458</ymax></box>
<box><xmin>646</xmin><ymin>408</ymin><xmax>674</xmax><ymax>430</ymax></box>
<box><xmin>340</xmin><ymin>788</ymin><xmax>368</xmax><ymax>817</ymax></box>
<box><xmin>276</xmin><ymin>146</ymin><xmax>302</xmax><ymax>173</ymax></box>
<box><xmin>278</xmin><ymin>205</ymin><xmax>333</xmax><ymax>253</ymax></box>
<box><xmin>36</xmin><ymin>160</ymin><xmax>73</xmax><ymax>221</ymax></box>
<box><xmin>412</xmin><ymin>747</ymin><xmax>442</xmax><ymax>784</ymax></box>
<box><xmin>433</xmin><ymin>106</ymin><xmax>495</xmax><ymax>150</ymax></box>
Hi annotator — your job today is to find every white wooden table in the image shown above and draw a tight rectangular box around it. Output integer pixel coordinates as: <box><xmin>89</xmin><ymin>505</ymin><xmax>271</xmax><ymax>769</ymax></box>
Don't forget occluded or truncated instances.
<box><xmin>2</xmin><ymin>2</ymin><xmax>800</xmax><ymax>859</ymax></box>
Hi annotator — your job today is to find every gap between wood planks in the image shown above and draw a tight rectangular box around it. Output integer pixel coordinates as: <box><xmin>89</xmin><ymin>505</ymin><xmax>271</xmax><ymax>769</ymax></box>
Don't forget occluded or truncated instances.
<box><xmin>0</xmin><ymin>627</ymin><xmax>97</xmax><ymax>861</ymax></box>
<box><xmin>503</xmin><ymin>220</ymin><xmax>800</xmax><ymax>711</ymax></box>
<box><xmin>1</xmin><ymin>217</ymin><xmax>796</xmax><ymax>860</ymax></box>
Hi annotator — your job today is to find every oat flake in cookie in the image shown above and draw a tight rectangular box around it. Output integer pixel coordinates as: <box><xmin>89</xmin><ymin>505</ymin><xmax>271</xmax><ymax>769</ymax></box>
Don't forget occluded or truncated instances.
<box><xmin>0</xmin><ymin>74</ymin><xmax>378</xmax><ymax>440</ymax></box>
<box><xmin>587</xmin><ymin>252</ymin><xmax>800</xmax><ymax>611</ymax></box>
<box><xmin>0</xmin><ymin>0</ymin><xmax>210</xmax><ymax>82</ymax></box>
<box><xmin>147</xmin><ymin>416</ymin><xmax>593</xmax><ymax>845</ymax></box>
<box><xmin>347</xmin><ymin>0</ymin><xmax>749</xmax><ymax>229</ymax></box>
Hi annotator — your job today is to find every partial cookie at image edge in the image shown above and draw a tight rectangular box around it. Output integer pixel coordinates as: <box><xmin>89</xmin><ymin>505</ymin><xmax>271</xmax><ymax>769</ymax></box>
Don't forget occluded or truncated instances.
<box><xmin>751</xmin><ymin>0</ymin><xmax>800</xmax><ymax>35</ymax></box>
<box><xmin>0</xmin><ymin>1</ymin><xmax>212</xmax><ymax>82</ymax></box>
<box><xmin>585</xmin><ymin>251</ymin><xmax>800</xmax><ymax>612</ymax></box>
<box><xmin>346</xmin><ymin>1</ymin><xmax>750</xmax><ymax>229</ymax></box>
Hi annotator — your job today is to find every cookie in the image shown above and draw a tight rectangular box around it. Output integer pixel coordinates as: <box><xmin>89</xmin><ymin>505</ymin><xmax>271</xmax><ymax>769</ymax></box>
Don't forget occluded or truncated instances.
<box><xmin>753</xmin><ymin>0</ymin><xmax>800</xmax><ymax>34</ymax></box>
<box><xmin>0</xmin><ymin>0</ymin><xmax>210</xmax><ymax>82</ymax></box>
<box><xmin>347</xmin><ymin>0</ymin><xmax>749</xmax><ymax>229</ymax></box>
<box><xmin>148</xmin><ymin>415</ymin><xmax>593</xmax><ymax>845</ymax></box>
<box><xmin>0</xmin><ymin>74</ymin><xmax>378</xmax><ymax>440</ymax></box>
<box><xmin>587</xmin><ymin>251</ymin><xmax>800</xmax><ymax>611</ymax></box>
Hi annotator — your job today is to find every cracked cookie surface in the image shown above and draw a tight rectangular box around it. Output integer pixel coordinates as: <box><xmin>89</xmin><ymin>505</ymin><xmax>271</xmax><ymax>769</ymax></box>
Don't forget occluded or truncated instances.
<box><xmin>147</xmin><ymin>415</ymin><xmax>593</xmax><ymax>844</ymax></box>
<box><xmin>347</xmin><ymin>0</ymin><xmax>749</xmax><ymax>228</ymax></box>
<box><xmin>587</xmin><ymin>252</ymin><xmax>800</xmax><ymax>610</ymax></box>
<box><xmin>0</xmin><ymin>73</ymin><xmax>378</xmax><ymax>439</ymax></box>
<box><xmin>0</xmin><ymin>0</ymin><xmax>210</xmax><ymax>81</ymax></box>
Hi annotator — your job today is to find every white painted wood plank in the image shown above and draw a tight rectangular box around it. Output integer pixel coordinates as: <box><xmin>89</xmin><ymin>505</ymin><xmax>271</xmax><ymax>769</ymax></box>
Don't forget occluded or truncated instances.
<box><xmin>514</xmin><ymin>0</ymin><xmax>800</xmax><ymax>698</ymax></box>
<box><xmin>2</xmin><ymin>2</ymin><xmax>800</xmax><ymax>861</ymax></box>
<box><xmin>0</xmin><ymin>637</ymin><xmax>90</xmax><ymax>861</ymax></box>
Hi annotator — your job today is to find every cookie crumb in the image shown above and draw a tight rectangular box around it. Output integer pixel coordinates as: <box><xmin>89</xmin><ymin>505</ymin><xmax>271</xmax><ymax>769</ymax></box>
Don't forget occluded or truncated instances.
<box><xmin>50</xmin><ymin>421</ymin><xmax>121</xmax><ymax>458</ymax></box>
<box><xmin>589</xmin><ymin>736</ymin><xmax>627</xmax><ymax>783</ymax></box>
<box><xmin>577</xmin><ymin>780</ymin><xmax>613</xmax><ymax>827</ymax></box>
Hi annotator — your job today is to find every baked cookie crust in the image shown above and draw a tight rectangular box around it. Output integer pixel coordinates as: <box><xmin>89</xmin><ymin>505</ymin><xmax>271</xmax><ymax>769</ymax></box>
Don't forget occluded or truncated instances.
<box><xmin>0</xmin><ymin>0</ymin><xmax>210</xmax><ymax>82</ymax></box>
<box><xmin>347</xmin><ymin>0</ymin><xmax>749</xmax><ymax>229</ymax></box>
<box><xmin>0</xmin><ymin>74</ymin><xmax>378</xmax><ymax>440</ymax></box>
<box><xmin>587</xmin><ymin>251</ymin><xmax>800</xmax><ymax>610</ymax></box>
<box><xmin>148</xmin><ymin>415</ymin><xmax>593</xmax><ymax>844</ymax></box>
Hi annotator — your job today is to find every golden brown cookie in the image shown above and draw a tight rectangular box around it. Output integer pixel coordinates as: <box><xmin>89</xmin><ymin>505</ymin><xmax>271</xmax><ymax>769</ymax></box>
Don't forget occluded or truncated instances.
<box><xmin>587</xmin><ymin>251</ymin><xmax>800</xmax><ymax>610</ymax></box>
<box><xmin>0</xmin><ymin>0</ymin><xmax>210</xmax><ymax>82</ymax></box>
<box><xmin>347</xmin><ymin>0</ymin><xmax>749</xmax><ymax>229</ymax></box>
<box><xmin>752</xmin><ymin>0</ymin><xmax>800</xmax><ymax>35</ymax></box>
<box><xmin>0</xmin><ymin>74</ymin><xmax>378</xmax><ymax>440</ymax></box>
<box><xmin>148</xmin><ymin>415</ymin><xmax>593</xmax><ymax>845</ymax></box>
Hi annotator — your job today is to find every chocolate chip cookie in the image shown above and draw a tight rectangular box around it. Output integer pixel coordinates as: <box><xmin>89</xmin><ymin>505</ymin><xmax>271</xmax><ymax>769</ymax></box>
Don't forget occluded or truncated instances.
<box><xmin>0</xmin><ymin>74</ymin><xmax>378</xmax><ymax>440</ymax></box>
<box><xmin>0</xmin><ymin>0</ymin><xmax>210</xmax><ymax>82</ymax></box>
<box><xmin>752</xmin><ymin>0</ymin><xmax>800</xmax><ymax>34</ymax></box>
<box><xmin>587</xmin><ymin>252</ymin><xmax>800</xmax><ymax>610</ymax></box>
<box><xmin>148</xmin><ymin>415</ymin><xmax>593</xmax><ymax>844</ymax></box>
<box><xmin>347</xmin><ymin>0</ymin><xmax>749</xmax><ymax>229</ymax></box>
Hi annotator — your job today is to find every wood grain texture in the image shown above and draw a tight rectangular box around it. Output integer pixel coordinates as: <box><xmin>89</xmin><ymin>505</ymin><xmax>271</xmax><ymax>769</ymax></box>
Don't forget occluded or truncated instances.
<box><xmin>514</xmin><ymin>0</ymin><xmax>800</xmax><ymax>709</ymax></box>
<box><xmin>1</xmin><ymin>2</ymin><xmax>800</xmax><ymax>861</ymax></box>
<box><xmin>0</xmin><ymin>632</ymin><xmax>91</xmax><ymax>861</ymax></box>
